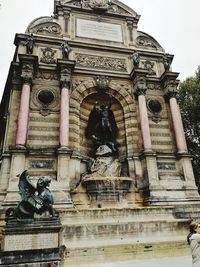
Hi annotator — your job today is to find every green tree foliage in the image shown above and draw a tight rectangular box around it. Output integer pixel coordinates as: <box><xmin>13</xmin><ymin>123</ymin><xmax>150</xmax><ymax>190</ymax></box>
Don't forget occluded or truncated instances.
<box><xmin>179</xmin><ymin>66</ymin><xmax>200</xmax><ymax>185</ymax></box>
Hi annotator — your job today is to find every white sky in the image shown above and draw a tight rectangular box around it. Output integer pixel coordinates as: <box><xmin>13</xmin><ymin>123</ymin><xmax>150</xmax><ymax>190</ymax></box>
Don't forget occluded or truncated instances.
<box><xmin>0</xmin><ymin>0</ymin><xmax>200</xmax><ymax>100</ymax></box>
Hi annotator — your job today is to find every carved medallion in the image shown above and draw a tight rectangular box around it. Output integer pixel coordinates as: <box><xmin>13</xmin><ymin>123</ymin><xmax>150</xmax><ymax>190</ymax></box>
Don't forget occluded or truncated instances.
<box><xmin>141</xmin><ymin>60</ymin><xmax>156</xmax><ymax>75</ymax></box>
<box><xmin>40</xmin><ymin>47</ymin><xmax>56</xmax><ymax>64</ymax></box>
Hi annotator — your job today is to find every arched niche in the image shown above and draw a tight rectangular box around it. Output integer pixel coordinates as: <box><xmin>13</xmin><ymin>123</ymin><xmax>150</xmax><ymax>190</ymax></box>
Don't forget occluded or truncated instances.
<box><xmin>80</xmin><ymin>92</ymin><xmax>126</xmax><ymax>157</ymax></box>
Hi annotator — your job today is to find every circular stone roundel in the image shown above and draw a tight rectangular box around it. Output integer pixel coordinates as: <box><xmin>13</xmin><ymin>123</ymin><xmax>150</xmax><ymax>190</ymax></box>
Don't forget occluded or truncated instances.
<box><xmin>37</xmin><ymin>89</ymin><xmax>55</xmax><ymax>105</ymax></box>
<box><xmin>147</xmin><ymin>99</ymin><xmax>162</xmax><ymax>113</ymax></box>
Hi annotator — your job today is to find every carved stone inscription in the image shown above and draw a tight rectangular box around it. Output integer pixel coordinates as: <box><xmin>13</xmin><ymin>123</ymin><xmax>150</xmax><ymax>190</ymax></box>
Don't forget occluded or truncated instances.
<box><xmin>4</xmin><ymin>233</ymin><xmax>58</xmax><ymax>251</ymax></box>
<box><xmin>76</xmin><ymin>18</ymin><xmax>123</xmax><ymax>42</ymax></box>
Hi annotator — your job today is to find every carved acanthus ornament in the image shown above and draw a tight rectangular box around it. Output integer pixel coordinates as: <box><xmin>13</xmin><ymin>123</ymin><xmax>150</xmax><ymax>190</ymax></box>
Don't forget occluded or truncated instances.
<box><xmin>75</xmin><ymin>53</ymin><xmax>127</xmax><ymax>72</ymax></box>
<box><xmin>40</xmin><ymin>47</ymin><xmax>57</xmax><ymax>64</ymax></box>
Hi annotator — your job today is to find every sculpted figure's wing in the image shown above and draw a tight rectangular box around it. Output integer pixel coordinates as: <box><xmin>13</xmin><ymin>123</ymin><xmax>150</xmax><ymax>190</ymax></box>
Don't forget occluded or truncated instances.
<box><xmin>108</xmin><ymin>109</ymin><xmax>118</xmax><ymax>137</ymax></box>
<box><xmin>85</xmin><ymin>105</ymin><xmax>99</xmax><ymax>139</ymax></box>
<box><xmin>18</xmin><ymin>170</ymin><xmax>36</xmax><ymax>200</ymax></box>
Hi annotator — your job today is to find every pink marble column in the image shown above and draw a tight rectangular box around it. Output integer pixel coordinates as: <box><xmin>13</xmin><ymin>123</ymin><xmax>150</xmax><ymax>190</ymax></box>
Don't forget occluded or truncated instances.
<box><xmin>60</xmin><ymin>84</ymin><xmax>70</xmax><ymax>147</ymax></box>
<box><xmin>169</xmin><ymin>96</ymin><xmax>188</xmax><ymax>153</ymax></box>
<box><xmin>138</xmin><ymin>94</ymin><xmax>152</xmax><ymax>152</ymax></box>
<box><xmin>16</xmin><ymin>81</ymin><xmax>31</xmax><ymax>146</ymax></box>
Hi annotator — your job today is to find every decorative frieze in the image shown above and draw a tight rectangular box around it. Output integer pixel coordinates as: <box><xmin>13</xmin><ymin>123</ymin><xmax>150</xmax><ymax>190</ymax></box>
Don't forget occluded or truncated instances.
<box><xmin>75</xmin><ymin>53</ymin><xmax>127</xmax><ymax>72</ymax></box>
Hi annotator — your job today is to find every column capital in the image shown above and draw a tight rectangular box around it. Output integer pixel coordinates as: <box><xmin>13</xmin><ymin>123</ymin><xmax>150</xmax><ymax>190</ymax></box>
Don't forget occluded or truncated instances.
<box><xmin>163</xmin><ymin>79</ymin><xmax>179</xmax><ymax>100</ymax></box>
<box><xmin>18</xmin><ymin>54</ymin><xmax>38</xmax><ymax>84</ymax></box>
<box><xmin>160</xmin><ymin>71</ymin><xmax>180</xmax><ymax>101</ymax></box>
<box><xmin>57</xmin><ymin>59</ymin><xmax>76</xmax><ymax>89</ymax></box>
<box><xmin>133</xmin><ymin>76</ymin><xmax>147</xmax><ymax>98</ymax></box>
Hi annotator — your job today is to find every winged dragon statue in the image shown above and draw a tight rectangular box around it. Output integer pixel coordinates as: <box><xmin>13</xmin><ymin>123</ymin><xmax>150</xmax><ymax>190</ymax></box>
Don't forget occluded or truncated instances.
<box><xmin>6</xmin><ymin>170</ymin><xmax>57</xmax><ymax>221</ymax></box>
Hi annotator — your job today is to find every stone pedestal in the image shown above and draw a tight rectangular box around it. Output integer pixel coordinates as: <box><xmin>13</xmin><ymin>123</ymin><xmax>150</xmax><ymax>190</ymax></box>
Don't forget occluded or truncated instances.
<box><xmin>0</xmin><ymin>218</ymin><xmax>62</xmax><ymax>266</ymax></box>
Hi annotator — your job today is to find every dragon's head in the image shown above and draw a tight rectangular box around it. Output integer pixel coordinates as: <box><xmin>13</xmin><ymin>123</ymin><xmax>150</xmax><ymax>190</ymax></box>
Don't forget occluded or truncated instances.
<box><xmin>37</xmin><ymin>176</ymin><xmax>51</xmax><ymax>189</ymax></box>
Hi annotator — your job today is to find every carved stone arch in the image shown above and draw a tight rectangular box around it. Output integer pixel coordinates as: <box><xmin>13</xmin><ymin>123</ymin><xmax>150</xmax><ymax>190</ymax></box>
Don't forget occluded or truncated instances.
<box><xmin>69</xmin><ymin>80</ymin><xmax>136</xmax><ymax>156</ymax></box>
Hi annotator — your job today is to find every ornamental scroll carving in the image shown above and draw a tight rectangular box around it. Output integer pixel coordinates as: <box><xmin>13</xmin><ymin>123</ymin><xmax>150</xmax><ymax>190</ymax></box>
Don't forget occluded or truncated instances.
<box><xmin>29</xmin><ymin>22</ymin><xmax>62</xmax><ymax>35</ymax></box>
<box><xmin>136</xmin><ymin>36</ymin><xmax>158</xmax><ymax>50</ymax></box>
<box><xmin>63</xmin><ymin>0</ymin><xmax>132</xmax><ymax>16</ymax></box>
<box><xmin>75</xmin><ymin>53</ymin><xmax>127</xmax><ymax>72</ymax></box>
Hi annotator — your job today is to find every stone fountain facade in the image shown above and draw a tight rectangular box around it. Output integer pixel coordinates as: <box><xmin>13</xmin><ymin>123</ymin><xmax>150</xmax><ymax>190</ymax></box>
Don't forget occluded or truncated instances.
<box><xmin>0</xmin><ymin>0</ymin><xmax>199</xmax><ymax>266</ymax></box>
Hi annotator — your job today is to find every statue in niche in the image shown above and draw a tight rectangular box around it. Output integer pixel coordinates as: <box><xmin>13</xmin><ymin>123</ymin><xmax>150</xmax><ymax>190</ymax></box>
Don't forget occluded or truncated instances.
<box><xmin>85</xmin><ymin>96</ymin><xmax>119</xmax><ymax>154</ymax></box>
<box><xmin>61</xmin><ymin>40</ymin><xmax>71</xmax><ymax>59</ymax></box>
<box><xmin>132</xmin><ymin>50</ymin><xmax>140</xmax><ymax>68</ymax></box>
<box><xmin>25</xmin><ymin>33</ymin><xmax>35</xmax><ymax>54</ymax></box>
<box><xmin>5</xmin><ymin>170</ymin><xmax>58</xmax><ymax>221</ymax></box>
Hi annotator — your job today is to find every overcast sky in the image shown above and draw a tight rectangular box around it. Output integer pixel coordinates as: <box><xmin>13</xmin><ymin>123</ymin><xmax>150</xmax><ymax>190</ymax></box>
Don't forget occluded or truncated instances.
<box><xmin>0</xmin><ymin>0</ymin><xmax>200</xmax><ymax>100</ymax></box>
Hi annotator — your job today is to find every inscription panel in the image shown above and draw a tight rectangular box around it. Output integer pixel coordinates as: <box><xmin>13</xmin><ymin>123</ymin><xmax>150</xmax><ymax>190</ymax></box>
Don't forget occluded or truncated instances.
<box><xmin>4</xmin><ymin>233</ymin><xmax>58</xmax><ymax>251</ymax></box>
<box><xmin>76</xmin><ymin>18</ymin><xmax>123</xmax><ymax>42</ymax></box>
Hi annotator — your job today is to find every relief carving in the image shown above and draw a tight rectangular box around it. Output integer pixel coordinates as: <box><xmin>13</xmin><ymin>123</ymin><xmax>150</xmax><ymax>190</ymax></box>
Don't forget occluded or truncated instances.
<box><xmin>40</xmin><ymin>47</ymin><xmax>57</xmax><ymax>64</ymax></box>
<box><xmin>29</xmin><ymin>22</ymin><xmax>62</xmax><ymax>35</ymax></box>
<box><xmin>141</xmin><ymin>60</ymin><xmax>156</xmax><ymax>76</ymax></box>
<box><xmin>136</xmin><ymin>36</ymin><xmax>157</xmax><ymax>50</ymax></box>
<box><xmin>75</xmin><ymin>53</ymin><xmax>127</xmax><ymax>72</ymax></box>
<box><xmin>36</xmin><ymin>70</ymin><xmax>58</xmax><ymax>80</ymax></box>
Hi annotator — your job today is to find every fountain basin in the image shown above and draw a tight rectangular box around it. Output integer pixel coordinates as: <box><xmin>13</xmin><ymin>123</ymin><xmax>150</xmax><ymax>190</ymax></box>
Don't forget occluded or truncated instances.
<box><xmin>82</xmin><ymin>176</ymin><xmax>132</xmax><ymax>201</ymax></box>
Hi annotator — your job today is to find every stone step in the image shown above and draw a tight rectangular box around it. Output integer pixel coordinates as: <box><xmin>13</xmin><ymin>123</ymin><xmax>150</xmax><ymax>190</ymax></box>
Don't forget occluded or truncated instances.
<box><xmin>61</xmin><ymin>218</ymin><xmax>188</xmax><ymax>243</ymax></box>
<box><xmin>58</xmin><ymin>206</ymin><xmax>176</xmax><ymax>220</ymax></box>
<box><xmin>63</xmin><ymin>235</ymin><xmax>189</xmax><ymax>266</ymax></box>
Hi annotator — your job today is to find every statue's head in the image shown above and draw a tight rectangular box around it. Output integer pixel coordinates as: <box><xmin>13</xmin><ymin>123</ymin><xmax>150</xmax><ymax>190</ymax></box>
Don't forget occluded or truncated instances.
<box><xmin>37</xmin><ymin>176</ymin><xmax>51</xmax><ymax>189</ymax></box>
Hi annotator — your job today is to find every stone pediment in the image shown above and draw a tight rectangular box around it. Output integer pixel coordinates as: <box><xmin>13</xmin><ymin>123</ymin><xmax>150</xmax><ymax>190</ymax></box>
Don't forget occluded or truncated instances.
<box><xmin>26</xmin><ymin>16</ymin><xmax>62</xmax><ymax>36</ymax></box>
<box><xmin>136</xmin><ymin>31</ymin><xmax>164</xmax><ymax>52</ymax></box>
<box><xmin>60</xmin><ymin>0</ymin><xmax>139</xmax><ymax>18</ymax></box>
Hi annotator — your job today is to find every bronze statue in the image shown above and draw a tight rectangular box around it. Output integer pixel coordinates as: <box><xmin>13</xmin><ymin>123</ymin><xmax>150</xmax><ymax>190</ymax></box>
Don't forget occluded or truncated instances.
<box><xmin>25</xmin><ymin>34</ymin><xmax>34</xmax><ymax>54</ymax></box>
<box><xmin>85</xmin><ymin>96</ymin><xmax>118</xmax><ymax>153</ymax></box>
<box><xmin>132</xmin><ymin>50</ymin><xmax>140</xmax><ymax>67</ymax></box>
<box><xmin>5</xmin><ymin>170</ymin><xmax>57</xmax><ymax>221</ymax></box>
<box><xmin>61</xmin><ymin>41</ymin><xmax>71</xmax><ymax>59</ymax></box>
<box><xmin>163</xmin><ymin>55</ymin><xmax>172</xmax><ymax>71</ymax></box>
